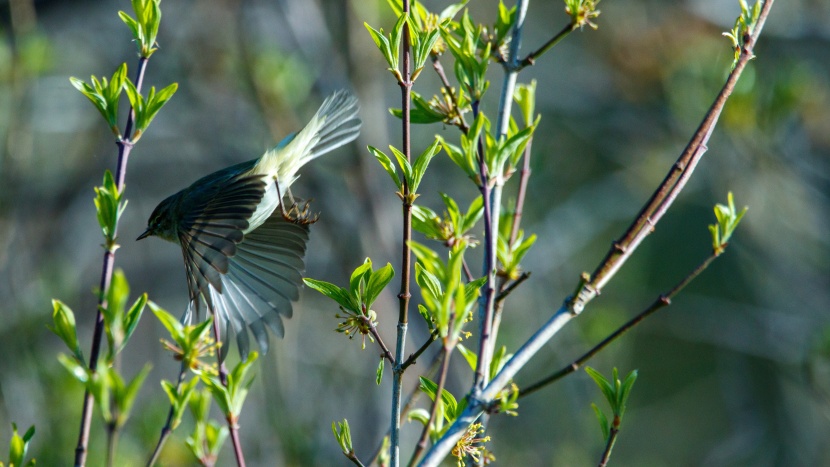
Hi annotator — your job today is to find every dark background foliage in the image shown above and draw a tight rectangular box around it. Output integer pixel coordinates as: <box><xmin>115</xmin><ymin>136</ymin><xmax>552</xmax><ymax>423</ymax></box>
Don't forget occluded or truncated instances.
<box><xmin>0</xmin><ymin>0</ymin><xmax>827</xmax><ymax>465</ymax></box>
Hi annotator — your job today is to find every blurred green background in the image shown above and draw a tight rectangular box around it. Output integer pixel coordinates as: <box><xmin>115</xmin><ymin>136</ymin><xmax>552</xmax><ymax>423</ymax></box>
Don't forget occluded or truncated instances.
<box><xmin>0</xmin><ymin>0</ymin><xmax>827</xmax><ymax>465</ymax></box>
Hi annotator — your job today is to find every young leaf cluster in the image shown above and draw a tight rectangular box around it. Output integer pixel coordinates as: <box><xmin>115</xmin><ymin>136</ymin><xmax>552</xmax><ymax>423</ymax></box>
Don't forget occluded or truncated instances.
<box><xmin>709</xmin><ymin>192</ymin><xmax>748</xmax><ymax>255</ymax></box>
<box><xmin>412</xmin><ymin>194</ymin><xmax>483</xmax><ymax>248</ymax></box>
<box><xmin>118</xmin><ymin>0</ymin><xmax>162</xmax><ymax>58</ymax></box>
<box><xmin>586</xmin><ymin>367</ymin><xmax>638</xmax><ymax>441</ymax></box>
<box><xmin>304</xmin><ymin>258</ymin><xmax>394</xmax><ymax>349</ymax></box>
<box><xmin>1</xmin><ymin>423</ymin><xmax>36</xmax><ymax>467</ymax></box>
<box><xmin>94</xmin><ymin>170</ymin><xmax>128</xmax><ymax>251</ymax></box>
<box><xmin>723</xmin><ymin>0</ymin><xmax>762</xmax><ymax>66</ymax></box>
<box><xmin>151</xmin><ymin>302</ymin><xmax>218</xmax><ymax>373</ymax></box>
<box><xmin>202</xmin><ymin>353</ymin><xmax>259</xmax><ymax>426</ymax></box>
<box><xmin>69</xmin><ymin>64</ymin><xmax>127</xmax><ymax>137</ymax></box>
<box><xmin>412</xmin><ymin>243</ymin><xmax>485</xmax><ymax>341</ymax></box>
<box><xmin>369</xmin><ymin>138</ymin><xmax>441</xmax><ymax>203</ymax></box>
<box><xmin>187</xmin><ymin>389</ymin><xmax>229</xmax><ymax>465</ymax></box>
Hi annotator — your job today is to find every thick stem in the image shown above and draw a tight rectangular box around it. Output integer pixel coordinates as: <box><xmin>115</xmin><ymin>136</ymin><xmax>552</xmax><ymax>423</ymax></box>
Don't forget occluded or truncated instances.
<box><xmin>390</xmin><ymin>1</ymin><xmax>413</xmax><ymax>465</ymax></box>
<box><xmin>74</xmin><ymin>55</ymin><xmax>148</xmax><ymax>467</ymax></box>
<box><xmin>474</xmin><ymin>0</ymin><xmax>530</xmax><ymax>393</ymax></box>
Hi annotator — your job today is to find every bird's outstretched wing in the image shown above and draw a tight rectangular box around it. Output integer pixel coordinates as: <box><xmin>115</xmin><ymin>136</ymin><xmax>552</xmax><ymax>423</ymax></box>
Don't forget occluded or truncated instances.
<box><xmin>208</xmin><ymin>212</ymin><xmax>309</xmax><ymax>359</ymax></box>
<box><xmin>177</xmin><ymin>173</ymin><xmax>309</xmax><ymax>359</ymax></box>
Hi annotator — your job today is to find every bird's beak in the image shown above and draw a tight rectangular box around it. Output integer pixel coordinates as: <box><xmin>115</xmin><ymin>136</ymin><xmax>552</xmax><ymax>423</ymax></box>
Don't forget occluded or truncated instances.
<box><xmin>137</xmin><ymin>228</ymin><xmax>152</xmax><ymax>241</ymax></box>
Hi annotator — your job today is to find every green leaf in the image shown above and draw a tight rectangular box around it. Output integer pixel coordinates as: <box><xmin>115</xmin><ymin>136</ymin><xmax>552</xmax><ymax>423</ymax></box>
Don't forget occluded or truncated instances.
<box><xmin>376</xmin><ymin>358</ymin><xmax>384</xmax><ymax>386</ymax></box>
<box><xmin>124</xmin><ymin>79</ymin><xmax>178</xmax><ymax>141</ymax></box>
<box><xmin>349</xmin><ymin>258</ymin><xmax>373</xmax><ymax>302</ymax></box>
<box><xmin>303</xmin><ymin>278</ymin><xmax>357</xmax><ymax>312</ymax></box>
<box><xmin>412</xmin><ymin>204</ymin><xmax>445</xmax><ymax>240</ymax></box>
<box><xmin>591</xmin><ymin>402</ymin><xmax>610</xmax><ymax>440</ymax></box>
<box><xmin>365</xmin><ymin>263</ymin><xmax>395</xmax><ymax>309</ymax></box>
<box><xmin>415</xmin><ymin>263</ymin><xmax>443</xmax><ymax>306</ymax></box>
<box><xmin>585</xmin><ymin>366</ymin><xmax>616</xmax><ymax>410</ymax></box>
<box><xmin>456</xmin><ymin>343</ymin><xmax>477</xmax><ymax>371</ymax></box>
<box><xmin>115</xmin><ymin>363</ymin><xmax>152</xmax><ymax>428</ymax></box>
<box><xmin>389</xmin><ymin>145</ymin><xmax>414</xmax><ymax>190</ymax></box>
<box><xmin>407</xmin><ymin>408</ymin><xmax>431</xmax><ymax>426</ymax></box>
<box><xmin>419</xmin><ymin>376</ymin><xmax>458</xmax><ymax>422</ymax></box>
<box><xmin>368</xmin><ymin>145</ymin><xmax>403</xmax><ymax>191</ymax></box>
<box><xmin>122</xmin><ymin>292</ymin><xmax>148</xmax><ymax>352</ymax></box>
<box><xmin>58</xmin><ymin>353</ymin><xmax>89</xmax><ymax>384</ymax></box>
<box><xmin>150</xmin><ymin>301</ymin><xmax>184</xmax><ymax>341</ymax></box>
<box><xmin>710</xmin><ymin>192</ymin><xmax>748</xmax><ymax>254</ymax></box>
<box><xmin>49</xmin><ymin>299</ymin><xmax>83</xmax><ymax>363</ymax></box>
<box><xmin>617</xmin><ymin>370</ymin><xmax>638</xmax><ymax>418</ymax></box>
<box><xmin>410</xmin><ymin>137</ymin><xmax>442</xmax><ymax>194</ymax></box>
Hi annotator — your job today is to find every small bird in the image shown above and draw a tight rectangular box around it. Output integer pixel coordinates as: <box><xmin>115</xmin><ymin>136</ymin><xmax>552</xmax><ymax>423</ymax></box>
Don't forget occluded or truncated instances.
<box><xmin>138</xmin><ymin>90</ymin><xmax>360</xmax><ymax>359</ymax></box>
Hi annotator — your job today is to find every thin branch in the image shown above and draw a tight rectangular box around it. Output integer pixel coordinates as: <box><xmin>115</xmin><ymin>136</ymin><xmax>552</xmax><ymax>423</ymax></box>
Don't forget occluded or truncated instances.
<box><xmin>472</xmin><ymin>99</ymin><xmax>496</xmax><ymax>391</ymax></box>
<box><xmin>211</xmin><ymin>317</ymin><xmax>246</xmax><ymax>467</ymax></box>
<box><xmin>345</xmin><ymin>451</ymin><xmax>367</xmax><ymax>467</ymax></box>
<box><xmin>508</xmin><ymin>141</ymin><xmax>533</xmax><ymax>246</ymax></box>
<box><xmin>409</xmin><ymin>343</ymin><xmax>452</xmax><ymax>466</ymax></box>
<box><xmin>401</xmin><ymin>329</ymin><xmax>440</xmax><ymax>371</ymax></box>
<box><xmin>367</xmin><ymin>319</ymin><xmax>396</xmax><ymax>366</ymax></box>
<box><xmin>419</xmin><ymin>2</ymin><xmax>775</xmax><ymax>464</ymax></box>
<box><xmin>495</xmin><ymin>272</ymin><xmax>531</xmax><ymax>304</ymax></box>
<box><xmin>579</xmin><ymin>1</ymin><xmax>774</xmax><ymax>304</ymax></box>
<box><xmin>597</xmin><ymin>423</ymin><xmax>619</xmax><ymax>467</ymax></box>
<box><xmin>431</xmin><ymin>56</ymin><xmax>469</xmax><ymax>133</ymax></box>
<box><xmin>517</xmin><ymin>22</ymin><xmax>575</xmax><ymax>71</ymax></box>
<box><xmin>519</xmin><ymin>251</ymin><xmax>719</xmax><ymax>399</ymax></box>
<box><xmin>74</xmin><ymin>55</ymin><xmax>148</xmax><ymax>467</ymax></box>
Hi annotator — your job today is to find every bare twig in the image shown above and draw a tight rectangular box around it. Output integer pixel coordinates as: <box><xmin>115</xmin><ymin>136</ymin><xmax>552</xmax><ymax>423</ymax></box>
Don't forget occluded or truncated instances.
<box><xmin>367</xmin><ymin>318</ymin><xmax>396</xmax><ymax>366</ymax></box>
<box><xmin>401</xmin><ymin>329</ymin><xmax>440</xmax><ymax>371</ymax></box>
<box><xmin>74</xmin><ymin>56</ymin><xmax>148</xmax><ymax>467</ymax></box>
<box><xmin>517</xmin><ymin>23</ymin><xmax>575</xmax><ymax>71</ymax></box>
<box><xmin>519</xmin><ymin>252</ymin><xmax>719</xmax><ymax>399</ymax></box>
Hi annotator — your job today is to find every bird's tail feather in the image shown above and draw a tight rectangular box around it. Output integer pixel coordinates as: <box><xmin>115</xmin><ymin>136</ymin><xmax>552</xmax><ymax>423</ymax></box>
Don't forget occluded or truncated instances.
<box><xmin>267</xmin><ymin>90</ymin><xmax>361</xmax><ymax>180</ymax></box>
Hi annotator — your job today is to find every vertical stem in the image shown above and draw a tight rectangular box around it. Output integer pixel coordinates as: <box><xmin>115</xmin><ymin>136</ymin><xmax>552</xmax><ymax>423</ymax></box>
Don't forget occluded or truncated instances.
<box><xmin>147</xmin><ymin>360</ymin><xmax>189</xmax><ymax>466</ymax></box>
<box><xmin>474</xmin><ymin>0</ymin><xmax>529</xmax><ymax>392</ymax></box>
<box><xmin>74</xmin><ymin>56</ymin><xmax>148</xmax><ymax>467</ymax></box>
<box><xmin>409</xmin><ymin>341</ymin><xmax>453</xmax><ymax>466</ymax></box>
<box><xmin>390</xmin><ymin>1</ymin><xmax>412</xmax><ymax>465</ymax></box>
<box><xmin>106</xmin><ymin>425</ymin><xmax>118</xmax><ymax>467</ymax></box>
<box><xmin>211</xmin><ymin>313</ymin><xmax>247</xmax><ymax>467</ymax></box>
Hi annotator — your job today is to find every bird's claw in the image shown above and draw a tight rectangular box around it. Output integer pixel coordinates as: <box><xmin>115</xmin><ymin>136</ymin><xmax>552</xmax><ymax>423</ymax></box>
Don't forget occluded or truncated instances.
<box><xmin>281</xmin><ymin>200</ymin><xmax>319</xmax><ymax>225</ymax></box>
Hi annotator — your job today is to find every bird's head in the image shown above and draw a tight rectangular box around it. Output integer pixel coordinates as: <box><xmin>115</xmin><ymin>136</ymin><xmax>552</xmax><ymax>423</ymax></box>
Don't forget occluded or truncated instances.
<box><xmin>138</xmin><ymin>194</ymin><xmax>181</xmax><ymax>242</ymax></box>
